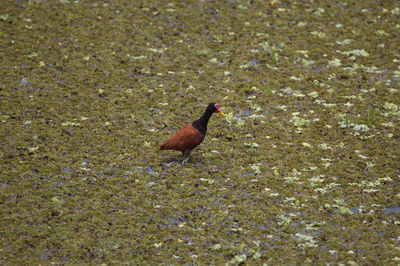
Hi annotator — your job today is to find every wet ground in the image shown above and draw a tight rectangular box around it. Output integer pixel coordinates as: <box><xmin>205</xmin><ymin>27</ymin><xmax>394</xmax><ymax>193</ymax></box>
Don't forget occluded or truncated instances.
<box><xmin>1</xmin><ymin>0</ymin><xmax>399</xmax><ymax>264</ymax></box>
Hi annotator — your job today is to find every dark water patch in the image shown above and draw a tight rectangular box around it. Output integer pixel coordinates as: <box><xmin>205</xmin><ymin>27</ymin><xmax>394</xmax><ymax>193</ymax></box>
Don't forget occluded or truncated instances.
<box><xmin>63</xmin><ymin>167</ymin><xmax>74</xmax><ymax>174</ymax></box>
<box><xmin>384</xmin><ymin>206</ymin><xmax>400</xmax><ymax>214</ymax></box>
<box><xmin>147</xmin><ymin>165</ymin><xmax>154</xmax><ymax>174</ymax></box>
<box><xmin>239</xmin><ymin>172</ymin><xmax>257</xmax><ymax>177</ymax></box>
<box><xmin>251</xmin><ymin>58</ymin><xmax>260</xmax><ymax>67</ymax></box>
<box><xmin>350</xmin><ymin>207</ymin><xmax>359</xmax><ymax>214</ymax></box>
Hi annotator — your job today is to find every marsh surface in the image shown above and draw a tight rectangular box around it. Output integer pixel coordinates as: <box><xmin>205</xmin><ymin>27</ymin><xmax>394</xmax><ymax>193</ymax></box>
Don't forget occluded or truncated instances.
<box><xmin>1</xmin><ymin>0</ymin><xmax>399</xmax><ymax>264</ymax></box>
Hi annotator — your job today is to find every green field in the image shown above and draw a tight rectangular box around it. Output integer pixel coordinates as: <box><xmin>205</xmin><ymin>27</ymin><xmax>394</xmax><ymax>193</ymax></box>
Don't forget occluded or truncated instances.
<box><xmin>1</xmin><ymin>0</ymin><xmax>399</xmax><ymax>264</ymax></box>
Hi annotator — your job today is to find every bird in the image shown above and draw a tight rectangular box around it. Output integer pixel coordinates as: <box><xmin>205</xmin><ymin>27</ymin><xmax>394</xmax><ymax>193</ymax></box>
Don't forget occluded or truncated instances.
<box><xmin>160</xmin><ymin>102</ymin><xmax>225</xmax><ymax>164</ymax></box>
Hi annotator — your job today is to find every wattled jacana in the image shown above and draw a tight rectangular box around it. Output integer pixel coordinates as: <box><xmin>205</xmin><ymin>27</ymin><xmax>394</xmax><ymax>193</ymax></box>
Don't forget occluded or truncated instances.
<box><xmin>160</xmin><ymin>103</ymin><xmax>225</xmax><ymax>164</ymax></box>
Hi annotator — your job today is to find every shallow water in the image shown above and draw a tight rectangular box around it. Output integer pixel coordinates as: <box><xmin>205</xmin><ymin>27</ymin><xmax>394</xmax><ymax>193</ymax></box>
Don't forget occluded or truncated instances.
<box><xmin>1</xmin><ymin>0</ymin><xmax>399</xmax><ymax>264</ymax></box>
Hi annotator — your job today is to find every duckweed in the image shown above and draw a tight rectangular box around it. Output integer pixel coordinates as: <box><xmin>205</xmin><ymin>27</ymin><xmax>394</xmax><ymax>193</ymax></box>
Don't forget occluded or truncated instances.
<box><xmin>1</xmin><ymin>0</ymin><xmax>399</xmax><ymax>264</ymax></box>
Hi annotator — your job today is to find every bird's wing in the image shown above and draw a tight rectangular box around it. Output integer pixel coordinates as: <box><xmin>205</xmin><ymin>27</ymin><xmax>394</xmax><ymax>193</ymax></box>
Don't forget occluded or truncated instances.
<box><xmin>160</xmin><ymin>124</ymin><xmax>205</xmax><ymax>151</ymax></box>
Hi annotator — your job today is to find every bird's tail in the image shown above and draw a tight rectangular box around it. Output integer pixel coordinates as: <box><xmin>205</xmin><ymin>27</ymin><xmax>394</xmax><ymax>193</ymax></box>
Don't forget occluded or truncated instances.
<box><xmin>160</xmin><ymin>139</ymin><xmax>173</xmax><ymax>150</ymax></box>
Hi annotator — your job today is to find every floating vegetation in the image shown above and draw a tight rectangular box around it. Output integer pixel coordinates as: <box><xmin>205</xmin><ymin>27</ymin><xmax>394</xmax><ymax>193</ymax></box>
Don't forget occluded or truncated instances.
<box><xmin>1</xmin><ymin>0</ymin><xmax>398</xmax><ymax>264</ymax></box>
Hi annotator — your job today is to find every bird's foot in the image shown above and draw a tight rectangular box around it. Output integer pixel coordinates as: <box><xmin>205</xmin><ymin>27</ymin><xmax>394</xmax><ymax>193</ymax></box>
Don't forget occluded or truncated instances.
<box><xmin>181</xmin><ymin>157</ymin><xmax>189</xmax><ymax>165</ymax></box>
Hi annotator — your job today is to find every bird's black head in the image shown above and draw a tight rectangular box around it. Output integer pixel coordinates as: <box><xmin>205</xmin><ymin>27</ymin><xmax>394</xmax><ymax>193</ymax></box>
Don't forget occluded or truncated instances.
<box><xmin>192</xmin><ymin>102</ymin><xmax>226</xmax><ymax>135</ymax></box>
<box><xmin>207</xmin><ymin>103</ymin><xmax>225</xmax><ymax>116</ymax></box>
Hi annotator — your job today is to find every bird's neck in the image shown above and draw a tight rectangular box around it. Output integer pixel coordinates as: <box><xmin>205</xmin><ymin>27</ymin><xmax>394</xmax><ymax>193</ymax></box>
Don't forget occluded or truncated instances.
<box><xmin>192</xmin><ymin>109</ymin><xmax>213</xmax><ymax>135</ymax></box>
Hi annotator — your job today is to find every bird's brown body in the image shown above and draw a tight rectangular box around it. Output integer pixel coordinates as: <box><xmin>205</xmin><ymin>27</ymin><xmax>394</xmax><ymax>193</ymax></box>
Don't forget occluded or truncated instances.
<box><xmin>160</xmin><ymin>124</ymin><xmax>205</xmax><ymax>156</ymax></box>
<box><xmin>160</xmin><ymin>103</ymin><xmax>225</xmax><ymax>163</ymax></box>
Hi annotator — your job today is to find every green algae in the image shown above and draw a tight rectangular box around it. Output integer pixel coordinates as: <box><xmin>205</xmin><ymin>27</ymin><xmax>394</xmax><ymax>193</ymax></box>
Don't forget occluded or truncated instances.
<box><xmin>1</xmin><ymin>0</ymin><xmax>399</xmax><ymax>264</ymax></box>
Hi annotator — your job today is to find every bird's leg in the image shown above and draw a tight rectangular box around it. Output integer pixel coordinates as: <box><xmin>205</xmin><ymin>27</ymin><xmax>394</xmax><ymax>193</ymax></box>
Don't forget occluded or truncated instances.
<box><xmin>181</xmin><ymin>150</ymin><xmax>192</xmax><ymax>165</ymax></box>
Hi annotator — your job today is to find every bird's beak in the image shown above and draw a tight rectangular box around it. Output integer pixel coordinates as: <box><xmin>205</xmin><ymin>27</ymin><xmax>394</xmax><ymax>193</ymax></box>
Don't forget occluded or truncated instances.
<box><xmin>216</xmin><ymin>108</ymin><xmax>226</xmax><ymax>117</ymax></box>
<box><xmin>216</xmin><ymin>106</ymin><xmax>226</xmax><ymax>117</ymax></box>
